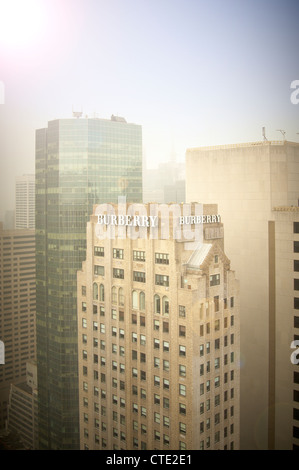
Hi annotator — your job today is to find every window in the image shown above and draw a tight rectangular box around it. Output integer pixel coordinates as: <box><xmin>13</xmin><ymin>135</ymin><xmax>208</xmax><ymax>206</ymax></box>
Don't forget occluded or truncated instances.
<box><xmin>133</xmin><ymin>250</ymin><xmax>145</xmax><ymax>262</ymax></box>
<box><xmin>133</xmin><ymin>271</ymin><xmax>146</xmax><ymax>283</ymax></box>
<box><xmin>100</xmin><ymin>284</ymin><xmax>105</xmax><ymax>301</ymax></box>
<box><xmin>294</xmin><ymin>222</ymin><xmax>299</xmax><ymax>234</ymax></box>
<box><xmin>295</xmin><ymin>279</ymin><xmax>299</xmax><ymax>291</ymax></box>
<box><xmin>154</xmin><ymin>338</ymin><xmax>160</xmax><ymax>349</ymax></box>
<box><xmin>94</xmin><ymin>265</ymin><xmax>105</xmax><ymax>276</ymax></box>
<box><xmin>163</xmin><ymin>416</ymin><xmax>170</xmax><ymax>428</ymax></box>
<box><xmin>295</xmin><ymin>317</ymin><xmax>299</xmax><ymax>328</ymax></box>
<box><xmin>294</xmin><ymin>241</ymin><xmax>299</xmax><ymax>253</ymax></box>
<box><xmin>163</xmin><ymin>341</ymin><xmax>169</xmax><ymax>352</ymax></box>
<box><xmin>179</xmin><ymin>422</ymin><xmax>186</xmax><ymax>435</ymax></box>
<box><xmin>111</xmin><ymin>286</ymin><xmax>117</xmax><ymax>304</ymax></box>
<box><xmin>210</xmin><ymin>274</ymin><xmax>220</xmax><ymax>286</ymax></box>
<box><xmin>230</xmin><ymin>297</ymin><xmax>234</xmax><ymax>308</ymax></box>
<box><xmin>154</xmin><ymin>295</ymin><xmax>161</xmax><ymax>314</ymax></box>
<box><xmin>155</xmin><ymin>253</ymin><xmax>169</xmax><ymax>264</ymax></box>
<box><xmin>294</xmin><ymin>372</ymin><xmax>299</xmax><ymax>384</ymax></box>
<box><xmin>113</xmin><ymin>268</ymin><xmax>124</xmax><ymax>279</ymax></box>
<box><xmin>140</xmin><ymin>334</ymin><xmax>146</xmax><ymax>346</ymax></box>
<box><xmin>179</xmin><ymin>345</ymin><xmax>186</xmax><ymax>357</ymax></box>
<box><xmin>82</xmin><ymin>285</ymin><xmax>86</xmax><ymax>296</ymax></box>
<box><xmin>179</xmin><ymin>325</ymin><xmax>186</xmax><ymax>337</ymax></box>
<box><xmin>155</xmin><ymin>274</ymin><xmax>169</xmax><ymax>287</ymax></box>
<box><xmin>163</xmin><ymin>321</ymin><xmax>169</xmax><ymax>333</ymax></box>
<box><xmin>140</xmin><ymin>292</ymin><xmax>145</xmax><ymax>311</ymax></box>
<box><xmin>163</xmin><ymin>296</ymin><xmax>170</xmax><ymax>315</ymax></box>
<box><xmin>154</xmin><ymin>319</ymin><xmax>160</xmax><ymax>331</ymax></box>
<box><xmin>295</xmin><ymin>298</ymin><xmax>299</xmax><ymax>310</ymax></box>
<box><xmin>82</xmin><ymin>318</ymin><xmax>87</xmax><ymax>328</ymax></box>
<box><xmin>111</xmin><ymin>309</ymin><xmax>117</xmax><ymax>320</ymax></box>
<box><xmin>82</xmin><ymin>302</ymin><xmax>87</xmax><ymax>312</ymax></box>
<box><xmin>179</xmin><ymin>384</ymin><xmax>186</xmax><ymax>396</ymax></box>
<box><xmin>179</xmin><ymin>364</ymin><xmax>186</xmax><ymax>377</ymax></box>
<box><xmin>113</xmin><ymin>248</ymin><xmax>124</xmax><ymax>259</ymax></box>
<box><xmin>214</xmin><ymin>296</ymin><xmax>220</xmax><ymax>312</ymax></box>
<box><xmin>132</xmin><ymin>290</ymin><xmax>138</xmax><ymax>309</ymax></box>
<box><xmin>179</xmin><ymin>403</ymin><xmax>186</xmax><ymax>415</ymax></box>
<box><xmin>93</xmin><ymin>283</ymin><xmax>98</xmax><ymax>300</ymax></box>
<box><xmin>94</xmin><ymin>246</ymin><xmax>104</xmax><ymax>257</ymax></box>
<box><xmin>179</xmin><ymin>305</ymin><xmax>186</xmax><ymax>318</ymax></box>
<box><xmin>163</xmin><ymin>360</ymin><xmax>170</xmax><ymax>371</ymax></box>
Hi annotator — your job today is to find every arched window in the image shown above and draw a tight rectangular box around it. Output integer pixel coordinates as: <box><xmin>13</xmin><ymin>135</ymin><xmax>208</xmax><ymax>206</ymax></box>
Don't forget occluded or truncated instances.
<box><xmin>132</xmin><ymin>291</ymin><xmax>138</xmax><ymax>310</ymax></box>
<box><xmin>140</xmin><ymin>292</ymin><xmax>145</xmax><ymax>311</ymax></box>
<box><xmin>163</xmin><ymin>296</ymin><xmax>169</xmax><ymax>316</ymax></box>
<box><xmin>99</xmin><ymin>284</ymin><xmax>105</xmax><ymax>302</ymax></box>
<box><xmin>93</xmin><ymin>283</ymin><xmax>98</xmax><ymax>301</ymax></box>
<box><xmin>112</xmin><ymin>286</ymin><xmax>117</xmax><ymax>304</ymax></box>
<box><xmin>154</xmin><ymin>295</ymin><xmax>160</xmax><ymax>314</ymax></box>
<box><xmin>119</xmin><ymin>288</ymin><xmax>124</xmax><ymax>306</ymax></box>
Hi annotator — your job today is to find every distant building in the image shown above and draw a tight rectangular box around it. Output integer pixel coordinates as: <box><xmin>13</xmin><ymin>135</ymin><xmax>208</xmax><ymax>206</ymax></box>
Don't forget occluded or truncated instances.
<box><xmin>143</xmin><ymin>160</ymin><xmax>185</xmax><ymax>204</ymax></box>
<box><xmin>15</xmin><ymin>174</ymin><xmax>35</xmax><ymax>229</ymax></box>
<box><xmin>6</xmin><ymin>361</ymin><xmax>38</xmax><ymax>449</ymax></box>
<box><xmin>186</xmin><ymin>140</ymin><xmax>299</xmax><ymax>449</ymax></box>
<box><xmin>0</xmin><ymin>223</ymin><xmax>36</xmax><ymax>431</ymax></box>
<box><xmin>77</xmin><ymin>202</ymin><xmax>240</xmax><ymax>450</ymax></box>
<box><xmin>35</xmin><ymin>115</ymin><xmax>143</xmax><ymax>449</ymax></box>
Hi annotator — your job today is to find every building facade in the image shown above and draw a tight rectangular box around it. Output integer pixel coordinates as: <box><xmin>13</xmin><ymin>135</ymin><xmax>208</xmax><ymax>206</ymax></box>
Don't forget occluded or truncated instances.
<box><xmin>77</xmin><ymin>202</ymin><xmax>240</xmax><ymax>450</ymax></box>
<box><xmin>0</xmin><ymin>223</ymin><xmax>36</xmax><ymax>430</ymax></box>
<box><xmin>269</xmin><ymin>207</ymin><xmax>299</xmax><ymax>450</ymax></box>
<box><xmin>6</xmin><ymin>360</ymin><xmax>38</xmax><ymax>449</ymax></box>
<box><xmin>15</xmin><ymin>174</ymin><xmax>35</xmax><ymax>229</ymax></box>
<box><xmin>185</xmin><ymin>140</ymin><xmax>299</xmax><ymax>449</ymax></box>
<box><xmin>35</xmin><ymin>115</ymin><xmax>142</xmax><ymax>449</ymax></box>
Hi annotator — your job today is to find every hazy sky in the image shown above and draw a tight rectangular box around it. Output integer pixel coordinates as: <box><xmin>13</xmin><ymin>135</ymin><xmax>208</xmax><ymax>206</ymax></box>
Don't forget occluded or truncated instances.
<box><xmin>0</xmin><ymin>0</ymin><xmax>298</xmax><ymax>217</ymax></box>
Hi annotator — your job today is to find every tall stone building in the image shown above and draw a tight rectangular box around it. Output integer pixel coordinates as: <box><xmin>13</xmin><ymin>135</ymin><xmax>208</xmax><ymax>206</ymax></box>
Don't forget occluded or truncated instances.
<box><xmin>77</xmin><ymin>202</ymin><xmax>240</xmax><ymax>450</ymax></box>
<box><xmin>185</xmin><ymin>140</ymin><xmax>299</xmax><ymax>449</ymax></box>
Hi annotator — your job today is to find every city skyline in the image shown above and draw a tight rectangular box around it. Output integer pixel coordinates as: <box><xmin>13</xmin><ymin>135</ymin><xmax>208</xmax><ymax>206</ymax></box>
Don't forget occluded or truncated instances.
<box><xmin>1</xmin><ymin>0</ymin><xmax>299</xmax><ymax>218</ymax></box>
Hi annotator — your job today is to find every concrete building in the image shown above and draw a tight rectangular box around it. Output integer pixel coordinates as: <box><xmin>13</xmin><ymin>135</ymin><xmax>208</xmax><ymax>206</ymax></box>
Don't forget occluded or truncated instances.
<box><xmin>15</xmin><ymin>174</ymin><xmax>35</xmax><ymax>229</ymax></box>
<box><xmin>35</xmin><ymin>115</ymin><xmax>143</xmax><ymax>449</ymax></box>
<box><xmin>6</xmin><ymin>360</ymin><xmax>38</xmax><ymax>449</ymax></box>
<box><xmin>0</xmin><ymin>223</ymin><xmax>36</xmax><ymax>431</ymax></box>
<box><xmin>185</xmin><ymin>140</ymin><xmax>299</xmax><ymax>449</ymax></box>
<box><xmin>77</xmin><ymin>202</ymin><xmax>240</xmax><ymax>450</ymax></box>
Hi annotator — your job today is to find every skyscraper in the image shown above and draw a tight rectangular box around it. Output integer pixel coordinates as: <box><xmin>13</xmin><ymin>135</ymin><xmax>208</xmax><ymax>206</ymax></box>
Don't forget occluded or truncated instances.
<box><xmin>185</xmin><ymin>140</ymin><xmax>299</xmax><ymax>449</ymax></box>
<box><xmin>35</xmin><ymin>115</ymin><xmax>142</xmax><ymax>450</ymax></box>
<box><xmin>77</xmin><ymin>202</ymin><xmax>240</xmax><ymax>450</ymax></box>
<box><xmin>15</xmin><ymin>174</ymin><xmax>35</xmax><ymax>229</ymax></box>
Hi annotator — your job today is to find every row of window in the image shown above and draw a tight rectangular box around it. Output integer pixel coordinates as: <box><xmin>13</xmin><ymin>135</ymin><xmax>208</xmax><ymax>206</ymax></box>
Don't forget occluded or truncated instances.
<box><xmin>94</xmin><ymin>247</ymin><xmax>170</xmax><ymax>265</ymax></box>
<box><xmin>93</xmin><ymin>266</ymin><xmax>170</xmax><ymax>286</ymax></box>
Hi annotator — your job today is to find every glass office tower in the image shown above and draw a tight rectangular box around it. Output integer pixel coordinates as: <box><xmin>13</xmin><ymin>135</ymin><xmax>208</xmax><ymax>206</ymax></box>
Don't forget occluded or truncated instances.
<box><xmin>35</xmin><ymin>116</ymin><xmax>142</xmax><ymax>449</ymax></box>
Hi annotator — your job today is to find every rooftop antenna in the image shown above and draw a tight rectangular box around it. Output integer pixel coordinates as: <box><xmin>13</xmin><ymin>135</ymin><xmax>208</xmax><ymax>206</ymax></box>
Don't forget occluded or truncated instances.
<box><xmin>72</xmin><ymin>105</ymin><xmax>83</xmax><ymax>118</ymax></box>
<box><xmin>262</xmin><ymin>127</ymin><xmax>268</xmax><ymax>141</ymax></box>
<box><xmin>276</xmin><ymin>129</ymin><xmax>286</xmax><ymax>141</ymax></box>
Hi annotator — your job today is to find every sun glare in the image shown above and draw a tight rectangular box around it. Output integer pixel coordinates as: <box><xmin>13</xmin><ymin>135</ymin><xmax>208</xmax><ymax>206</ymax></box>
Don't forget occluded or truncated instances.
<box><xmin>0</xmin><ymin>0</ymin><xmax>44</xmax><ymax>49</ymax></box>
